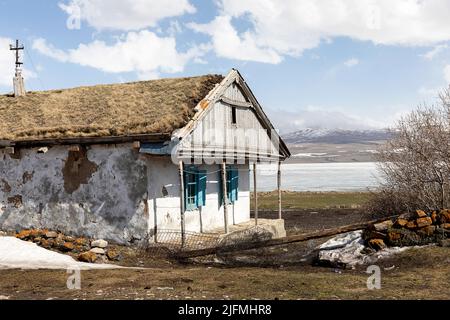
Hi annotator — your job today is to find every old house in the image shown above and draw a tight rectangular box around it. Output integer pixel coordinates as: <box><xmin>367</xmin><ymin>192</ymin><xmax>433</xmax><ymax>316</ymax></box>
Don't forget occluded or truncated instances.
<box><xmin>0</xmin><ymin>69</ymin><xmax>290</xmax><ymax>244</ymax></box>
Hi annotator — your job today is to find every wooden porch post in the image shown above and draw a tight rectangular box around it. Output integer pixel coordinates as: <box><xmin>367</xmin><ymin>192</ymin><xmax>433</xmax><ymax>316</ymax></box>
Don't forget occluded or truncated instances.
<box><xmin>221</xmin><ymin>162</ymin><xmax>229</xmax><ymax>234</ymax></box>
<box><xmin>253</xmin><ymin>162</ymin><xmax>258</xmax><ymax>226</ymax></box>
<box><xmin>277</xmin><ymin>161</ymin><xmax>282</xmax><ymax>220</ymax></box>
<box><xmin>179</xmin><ymin>161</ymin><xmax>186</xmax><ymax>247</ymax></box>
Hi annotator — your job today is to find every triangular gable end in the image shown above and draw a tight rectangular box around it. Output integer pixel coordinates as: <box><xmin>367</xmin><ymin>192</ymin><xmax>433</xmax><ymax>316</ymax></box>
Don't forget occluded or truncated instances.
<box><xmin>174</xmin><ymin>69</ymin><xmax>291</xmax><ymax>163</ymax></box>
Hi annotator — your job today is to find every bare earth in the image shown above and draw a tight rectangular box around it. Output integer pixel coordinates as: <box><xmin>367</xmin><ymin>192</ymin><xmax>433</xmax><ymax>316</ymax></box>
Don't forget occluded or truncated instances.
<box><xmin>0</xmin><ymin>207</ymin><xmax>448</xmax><ymax>300</ymax></box>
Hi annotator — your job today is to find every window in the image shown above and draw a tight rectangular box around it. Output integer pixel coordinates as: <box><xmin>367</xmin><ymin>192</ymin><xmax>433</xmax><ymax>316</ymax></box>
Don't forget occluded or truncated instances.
<box><xmin>231</xmin><ymin>107</ymin><xmax>237</xmax><ymax>125</ymax></box>
<box><xmin>184</xmin><ymin>166</ymin><xmax>207</xmax><ymax>211</ymax></box>
<box><xmin>219</xmin><ymin>166</ymin><xmax>239</xmax><ymax>204</ymax></box>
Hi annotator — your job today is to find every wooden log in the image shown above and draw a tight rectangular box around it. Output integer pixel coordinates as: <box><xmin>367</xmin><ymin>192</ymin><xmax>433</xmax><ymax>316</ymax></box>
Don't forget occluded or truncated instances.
<box><xmin>179</xmin><ymin>161</ymin><xmax>186</xmax><ymax>247</ymax></box>
<box><xmin>253</xmin><ymin>162</ymin><xmax>258</xmax><ymax>226</ymax></box>
<box><xmin>277</xmin><ymin>161</ymin><xmax>282</xmax><ymax>220</ymax></box>
<box><xmin>222</xmin><ymin>162</ymin><xmax>229</xmax><ymax>234</ymax></box>
<box><xmin>176</xmin><ymin>215</ymin><xmax>398</xmax><ymax>259</ymax></box>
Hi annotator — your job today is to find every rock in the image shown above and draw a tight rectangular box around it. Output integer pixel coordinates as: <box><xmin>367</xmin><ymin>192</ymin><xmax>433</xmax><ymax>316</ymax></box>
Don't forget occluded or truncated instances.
<box><xmin>431</xmin><ymin>211</ymin><xmax>438</xmax><ymax>224</ymax></box>
<box><xmin>33</xmin><ymin>237</ymin><xmax>43</xmax><ymax>244</ymax></box>
<box><xmin>29</xmin><ymin>229</ymin><xmax>48</xmax><ymax>238</ymax></box>
<box><xmin>417</xmin><ymin>225</ymin><xmax>436</xmax><ymax>237</ymax></box>
<box><xmin>368</xmin><ymin>239</ymin><xmax>386</xmax><ymax>251</ymax></box>
<box><xmin>406</xmin><ymin>221</ymin><xmax>417</xmax><ymax>229</ymax></box>
<box><xmin>440</xmin><ymin>210</ymin><xmax>450</xmax><ymax>223</ymax></box>
<box><xmin>373</xmin><ymin>220</ymin><xmax>393</xmax><ymax>232</ymax></box>
<box><xmin>441</xmin><ymin>223</ymin><xmax>450</xmax><ymax>230</ymax></box>
<box><xmin>416</xmin><ymin>217</ymin><xmax>432</xmax><ymax>228</ymax></box>
<box><xmin>40</xmin><ymin>239</ymin><xmax>51</xmax><ymax>249</ymax></box>
<box><xmin>78</xmin><ymin>252</ymin><xmax>98</xmax><ymax>263</ymax></box>
<box><xmin>388</xmin><ymin>231</ymin><xmax>402</xmax><ymax>242</ymax></box>
<box><xmin>90</xmin><ymin>247</ymin><xmax>106</xmax><ymax>255</ymax></box>
<box><xmin>439</xmin><ymin>239</ymin><xmax>450</xmax><ymax>247</ymax></box>
<box><xmin>44</xmin><ymin>231</ymin><xmax>58</xmax><ymax>239</ymax></box>
<box><xmin>60</xmin><ymin>242</ymin><xmax>75</xmax><ymax>252</ymax></box>
<box><xmin>74</xmin><ymin>238</ymin><xmax>89</xmax><ymax>246</ymax></box>
<box><xmin>91</xmin><ymin>239</ymin><xmax>108</xmax><ymax>248</ymax></box>
<box><xmin>64</xmin><ymin>235</ymin><xmax>75</xmax><ymax>242</ymax></box>
<box><xmin>16</xmin><ymin>230</ymin><xmax>32</xmax><ymax>240</ymax></box>
<box><xmin>395</xmin><ymin>218</ymin><xmax>409</xmax><ymax>228</ymax></box>
<box><xmin>415</xmin><ymin>210</ymin><xmax>427</xmax><ymax>218</ymax></box>
<box><xmin>106</xmin><ymin>249</ymin><xmax>122</xmax><ymax>261</ymax></box>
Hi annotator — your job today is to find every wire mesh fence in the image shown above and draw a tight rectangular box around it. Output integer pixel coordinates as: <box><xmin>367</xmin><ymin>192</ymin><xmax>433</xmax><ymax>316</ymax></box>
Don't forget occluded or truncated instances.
<box><xmin>143</xmin><ymin>226</ymin><xmax>276</xmax><ymax>264</ymax></box>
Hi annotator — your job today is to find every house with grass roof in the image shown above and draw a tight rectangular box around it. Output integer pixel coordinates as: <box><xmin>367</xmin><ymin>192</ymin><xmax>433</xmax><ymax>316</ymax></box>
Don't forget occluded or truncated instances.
<box><xmin>0</xmin><ymin>69</ymin><xmax>290</xmax><ymax>244</ymax></box>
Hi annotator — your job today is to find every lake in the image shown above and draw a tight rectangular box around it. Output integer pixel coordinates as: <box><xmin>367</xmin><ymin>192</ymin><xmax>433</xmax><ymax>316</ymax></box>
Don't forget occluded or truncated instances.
<box><xmin>253</xmin><ymin>162</ymin><xmax>383</xmax><ymax>192</ymax></box>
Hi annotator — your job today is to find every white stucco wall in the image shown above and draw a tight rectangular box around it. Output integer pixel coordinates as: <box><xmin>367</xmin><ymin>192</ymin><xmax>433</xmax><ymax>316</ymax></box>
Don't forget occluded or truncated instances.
<box><xmin>146</xmin><ymin>158</ymin><xmax>250</xmax><ymax>240</ymax></box>
<box><xmin>0</xmin><ymin>143</ymin><xmax>251</xmax><ymax>244</ymax></box>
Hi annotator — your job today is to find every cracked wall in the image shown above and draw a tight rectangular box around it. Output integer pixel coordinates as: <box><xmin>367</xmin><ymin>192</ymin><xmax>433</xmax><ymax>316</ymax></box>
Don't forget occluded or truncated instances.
<box><xmin>0</xmin><ymin>143</ymin><xmax>149</xmax><ymax>244</ymax></box>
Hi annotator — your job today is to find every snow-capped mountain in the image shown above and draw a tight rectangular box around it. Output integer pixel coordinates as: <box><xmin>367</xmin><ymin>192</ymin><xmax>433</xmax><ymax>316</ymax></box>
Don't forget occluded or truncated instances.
<box><xmin>283</xmin><ymin>128</ymin><xmax>393</xmax><ymax>144</ymax></box>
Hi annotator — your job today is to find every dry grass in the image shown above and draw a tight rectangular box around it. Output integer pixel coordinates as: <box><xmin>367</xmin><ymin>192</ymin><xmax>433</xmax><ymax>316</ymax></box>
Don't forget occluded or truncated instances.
<box><xmin>0</xmin><ymin>74</ymin><xmax>223</xmax><ymax>141</ymax></box>
<box><xmin>0</xmin><ymin>246</ymin><xmax>448</xmax><ymax>300</ymax></box>
<box><xmin>253</xmin><ymin>191</ymin><xmax>371</xmax><ymax>209</ymax></box>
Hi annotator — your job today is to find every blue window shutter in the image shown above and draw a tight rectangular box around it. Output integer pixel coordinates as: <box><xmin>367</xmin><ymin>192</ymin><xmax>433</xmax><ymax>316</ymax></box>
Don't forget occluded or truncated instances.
<box><xmin>184</xmin><ymin>166</ymin><xmax>198</xmax><ymax>211</ymax></box>
<box><xmin>232</xmin><ymin>168</ymin><xmax>239</xmax><ymax>202</ymax></box>
<box><xmin>197</xmin><ymin>170</ymin><xmax>207</xmax><ymax>207</ymax></box>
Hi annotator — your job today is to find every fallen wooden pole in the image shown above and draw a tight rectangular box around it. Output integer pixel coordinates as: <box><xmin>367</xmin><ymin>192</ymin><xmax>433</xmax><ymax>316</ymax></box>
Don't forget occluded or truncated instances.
<box><xmin>177</xmin><ymin>215</ymin><xmax>398</xmax><ymax>259</ymax></box>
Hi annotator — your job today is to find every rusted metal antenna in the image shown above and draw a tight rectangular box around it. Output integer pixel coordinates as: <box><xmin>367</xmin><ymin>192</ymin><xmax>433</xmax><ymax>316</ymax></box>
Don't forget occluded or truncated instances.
<box><xmin>10</xmin><ymin>39</ymin><xmax>24</xmax><ymax>69</ymax></box>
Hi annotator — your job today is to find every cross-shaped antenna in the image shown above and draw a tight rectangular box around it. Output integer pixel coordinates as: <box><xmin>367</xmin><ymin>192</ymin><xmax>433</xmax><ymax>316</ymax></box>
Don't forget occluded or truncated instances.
<box><xmin>10</xmin><ymin>39</ymin><xmax>24</xmax><ymax>69</ymax></box>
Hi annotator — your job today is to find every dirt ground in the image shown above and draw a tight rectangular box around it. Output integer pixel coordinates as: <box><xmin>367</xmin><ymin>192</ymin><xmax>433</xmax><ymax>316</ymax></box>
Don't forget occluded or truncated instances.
<box><xmin>0</xmin><ymin>209</ymin><xmax>449</xmax><ymax>300</ymax></box>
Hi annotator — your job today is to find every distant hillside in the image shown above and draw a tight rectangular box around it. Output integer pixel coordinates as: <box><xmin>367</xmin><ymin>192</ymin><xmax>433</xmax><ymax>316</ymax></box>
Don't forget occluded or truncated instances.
<box><xmin>283</xmin><ymin>128</ymin><xmax>393</xmax><ymax>144</ymax></box>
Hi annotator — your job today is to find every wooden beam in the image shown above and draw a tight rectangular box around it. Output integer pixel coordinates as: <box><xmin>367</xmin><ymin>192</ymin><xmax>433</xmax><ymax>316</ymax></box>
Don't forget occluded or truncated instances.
<box><xmin>179</xmin><ymin>161</ymin><xmax>186</xmax><ymax>247</ymax></box>
<box><xmin>2</xmin><ymin>133</ymin><xmax>170</xmax><ymax>148</ymax></box>
<box><xmin>176</xmin><ymin>216</ymin><xmax>399</xmax><ymax>259</ymax></box>
<box><xmin>222</xmin><ymin>162</ymin><xmax>229</xmax><ymax>234</ymax></box>
<box><xmin>4</xmin><ymin>147</ymin><xmax>15</xmax><ymax>154</ymax></box>
<box><xmin>277</xmin><ymin>161</ymin><xmax>282</xmax><ymax>220</ymax></box>
<box><xmin>219</xmin><ymin>96</ymin><xmax>253</xmax><ymax>108</ymax></box>
<box><xmin>132</xmin><ymin>141</ymin><xmax>141</xmax><ymax>149</ymax></box>
<box><xmin>253</xmin><ymin>162</ymin><xmax>258</xmax><ymax>226</ymax></box>
<box><xmin>68</xmin><ymin>145</ymin><xmax>80</xmax><ymax>152</ymax></box>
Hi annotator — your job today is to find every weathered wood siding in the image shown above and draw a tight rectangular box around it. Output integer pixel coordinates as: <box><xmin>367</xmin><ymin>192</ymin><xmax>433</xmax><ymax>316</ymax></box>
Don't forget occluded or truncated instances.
<box><xmin>180</xmin><ymin>82</ymin><xmax>281</xmax><ymax>162</ymax></box>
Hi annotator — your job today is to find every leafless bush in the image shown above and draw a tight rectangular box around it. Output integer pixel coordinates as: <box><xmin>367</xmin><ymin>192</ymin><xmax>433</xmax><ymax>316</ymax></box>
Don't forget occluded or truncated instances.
<box><xmin>370</xmin><ymin>88</ymin><xmax>450</xmax><ymax>213</ymax></box>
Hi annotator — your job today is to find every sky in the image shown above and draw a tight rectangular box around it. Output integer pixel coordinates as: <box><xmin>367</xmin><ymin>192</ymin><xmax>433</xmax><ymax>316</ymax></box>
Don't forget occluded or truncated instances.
<box><xmin>1</xmin><ymin>0</ymin><xmax>450</xmax><ymax>133</ymax></box>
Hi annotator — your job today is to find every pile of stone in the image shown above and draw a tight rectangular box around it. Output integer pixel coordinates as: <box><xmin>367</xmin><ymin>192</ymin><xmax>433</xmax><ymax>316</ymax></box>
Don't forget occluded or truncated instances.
<box><xmin>363</xmin><ymin>209</ymin><xmax>450</xmax><ymax>251</ymax></box>
<box><xmin>15</xmin><ymin>229</ymin><xmax>121</xmax><ymax>263</ymax></box>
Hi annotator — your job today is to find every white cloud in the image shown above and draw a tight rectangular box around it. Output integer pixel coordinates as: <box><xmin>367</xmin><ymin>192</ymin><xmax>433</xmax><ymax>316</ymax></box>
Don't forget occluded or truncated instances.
<box><xmin>421</xmin><ymin>44</ymin><xmax>448</xmax><ymax>60</ymax></box>
<box><xmin>344</xmin><ymin>58</ymin><xmax>359</xmax><ymax>67</ymax></box>
<box><xmin>188</xmin><ymin>16</ymin><xmax>281</xmax><ymax>63</ymax></box>
<box><xmin>33</xmin><ymin>31</ymin><xmax>207</xmax><ymax>79</ymax></box>
<box><xmin>444</xmin><ymin>65</ymin><xmax>450</xmax><ymax>84</ymax></box>
<box><xmin>59</xmin><ymin>0</ymin><xmax>196</xmax><ymax>31</ymax></box>
<box><xmin>191</xmin><ymin>0</ymin><xmax>450</xmax><ymax>63</ymax></box>
<box><xmin>0</xmin><ymin>37</ymin><xmax>36</xmax><ymax>89</ymax></box>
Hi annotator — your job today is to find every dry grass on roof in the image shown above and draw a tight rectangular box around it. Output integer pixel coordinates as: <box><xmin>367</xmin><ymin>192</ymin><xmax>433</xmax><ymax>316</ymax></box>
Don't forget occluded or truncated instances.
<box><xmin>0</xmin><ymin>74</ymin><xmax>224</xmax><ymax>142</ymax></box>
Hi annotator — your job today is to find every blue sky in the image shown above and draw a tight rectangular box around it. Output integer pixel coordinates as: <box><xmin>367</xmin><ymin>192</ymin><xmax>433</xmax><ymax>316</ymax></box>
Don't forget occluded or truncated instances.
<box><xmin>1</xmin><ymin>0</ymin><xmax>450</xmax><ymax>132</ymax></box>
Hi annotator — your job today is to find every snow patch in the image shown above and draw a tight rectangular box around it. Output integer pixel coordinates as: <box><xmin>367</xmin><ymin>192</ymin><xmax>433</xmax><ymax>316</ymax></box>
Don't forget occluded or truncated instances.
<box><xmin>0</xmin><ymin>237</ymin><xmax>121</xmax><ymax>270</ymax></box>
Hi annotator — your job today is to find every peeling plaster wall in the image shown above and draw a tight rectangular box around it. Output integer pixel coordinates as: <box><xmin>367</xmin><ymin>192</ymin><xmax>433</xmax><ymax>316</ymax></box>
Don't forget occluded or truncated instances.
<box><xmin>0</xmin><ymin>144</ymin><xmax>149</xmax><ymax>244</ymax></box>
<box><xmin>146</xmin><ymin>159</ymin><xmax>250</xmax><ymax>240</ymax></box>
<box><xmin>0</xmin><ymin>144</ymin><xmax>251</xmax><ymax>244</ymax></box>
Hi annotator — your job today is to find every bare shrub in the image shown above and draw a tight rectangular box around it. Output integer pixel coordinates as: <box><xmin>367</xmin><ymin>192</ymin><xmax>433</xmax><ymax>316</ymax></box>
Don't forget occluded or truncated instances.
<box><xmin>369</xmin><ymin>88</ymin><xmax>450</xmax><ymax>214</ymax></box>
